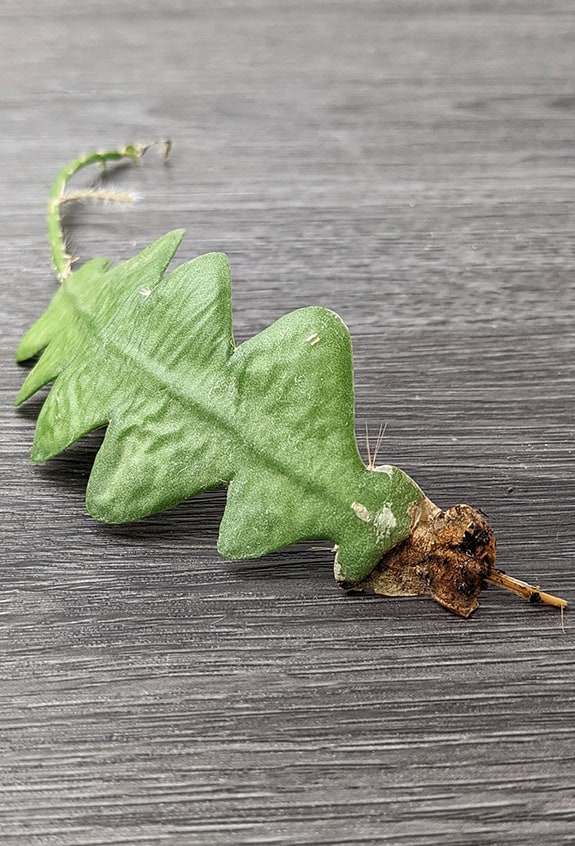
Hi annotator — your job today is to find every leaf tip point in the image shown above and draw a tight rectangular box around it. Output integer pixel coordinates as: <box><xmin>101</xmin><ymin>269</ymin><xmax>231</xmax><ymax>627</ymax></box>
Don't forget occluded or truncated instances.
<box><xmin>171</xmin><ymin>227</ymin><xmax>186</xmax><ymax>242</ymax></box>
<box><xmin>14</xmin><ymin>383</ymin><xmax>32</xmax><ymax>407</ymax></box>
<box><xmin>30</xmin><ymin>449</ymin><xmax>48</xmax><ymax>464</ymax></box>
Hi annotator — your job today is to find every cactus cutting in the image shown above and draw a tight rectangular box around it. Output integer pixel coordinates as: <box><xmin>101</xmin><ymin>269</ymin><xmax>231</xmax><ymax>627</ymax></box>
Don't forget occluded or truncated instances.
<box><xmin>15</xmin><ymin>143</ymin><xmax>567</xmax><ymax>618</ymax></box>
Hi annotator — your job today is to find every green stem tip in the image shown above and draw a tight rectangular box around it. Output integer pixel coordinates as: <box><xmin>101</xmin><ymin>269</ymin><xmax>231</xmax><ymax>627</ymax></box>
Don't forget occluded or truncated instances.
<box><xmin>48</xmin><ymin>141</ymin><xmax>170</xmax><ymax>283</ymax></box>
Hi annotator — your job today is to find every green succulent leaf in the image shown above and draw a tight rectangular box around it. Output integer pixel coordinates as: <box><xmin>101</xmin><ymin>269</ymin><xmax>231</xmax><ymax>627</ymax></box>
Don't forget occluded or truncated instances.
<box><xmin>16</xmin><ymin>226</ymin><xmax>423</xmax><ymax>584</ymax></box>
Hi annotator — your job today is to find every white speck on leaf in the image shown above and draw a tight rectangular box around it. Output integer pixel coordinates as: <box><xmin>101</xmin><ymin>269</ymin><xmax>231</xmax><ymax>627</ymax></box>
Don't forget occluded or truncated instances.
<box><xmin>351</xmin><ymin>501</ymin><xmax>372</xmax><ymax>523</ymax></box>
<box><xmin>374</xmin><ymin>503</ymin><xmax>397</xmax><ymax>542</ymax></box>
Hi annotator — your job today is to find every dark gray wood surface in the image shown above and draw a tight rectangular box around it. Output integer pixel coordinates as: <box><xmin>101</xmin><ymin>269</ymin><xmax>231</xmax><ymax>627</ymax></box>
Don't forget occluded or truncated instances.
<box><xmin>2</xmin><ymin>2</ymin><xmax>575</xmax><ymax>844</ymax></box>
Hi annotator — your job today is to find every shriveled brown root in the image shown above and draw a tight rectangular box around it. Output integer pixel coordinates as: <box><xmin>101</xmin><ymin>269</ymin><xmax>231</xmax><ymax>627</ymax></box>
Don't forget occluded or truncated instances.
<box><xmin>354</xmin><ymin>498</ymin><xmax>566</xmax><ymax>617</ymax></box>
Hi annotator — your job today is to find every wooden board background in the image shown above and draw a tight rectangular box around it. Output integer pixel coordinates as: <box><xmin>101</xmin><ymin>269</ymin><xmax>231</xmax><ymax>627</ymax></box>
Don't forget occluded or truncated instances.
<box><xmin>1</xmin><ymin>2</ymin><xmax>575</xmax><ymax>843</ymax></box>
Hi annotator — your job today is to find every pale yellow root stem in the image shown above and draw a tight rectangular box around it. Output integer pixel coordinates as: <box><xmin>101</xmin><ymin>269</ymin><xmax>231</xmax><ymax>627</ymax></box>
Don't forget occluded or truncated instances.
<box><xmin>487</xmin><ymin>569</ymin><xmax>567</xmax><ymax>609</ymax></box>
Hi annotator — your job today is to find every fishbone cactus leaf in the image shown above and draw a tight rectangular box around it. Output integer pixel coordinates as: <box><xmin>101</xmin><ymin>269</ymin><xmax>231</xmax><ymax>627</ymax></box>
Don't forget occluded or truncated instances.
<box><xmin>15</xmin><ymin>144</ymin><xmax>567</xmax><ymax>617</ymax></box>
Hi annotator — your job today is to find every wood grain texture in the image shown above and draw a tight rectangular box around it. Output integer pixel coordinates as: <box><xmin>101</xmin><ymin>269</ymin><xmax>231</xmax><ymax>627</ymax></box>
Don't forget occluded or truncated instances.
<box><xmin>2</xmin><ymin>1</ymin><xmax>575</xmax><ymax>843</ymax></box>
